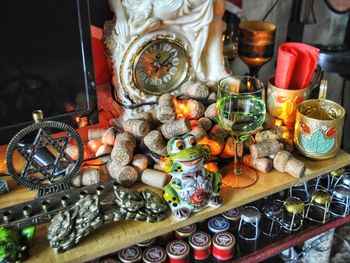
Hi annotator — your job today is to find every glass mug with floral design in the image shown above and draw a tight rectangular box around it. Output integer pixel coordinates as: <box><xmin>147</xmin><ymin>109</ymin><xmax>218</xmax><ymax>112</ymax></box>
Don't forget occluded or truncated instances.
<box><xmin>267</xmin><ymin>66</ymin><xmax>322</xmax><ymax>126</ymax></box>
<box><xmin>294</xmin><ymin>81</ymin><xmax>345</xmax><ymax>160</ymax></box>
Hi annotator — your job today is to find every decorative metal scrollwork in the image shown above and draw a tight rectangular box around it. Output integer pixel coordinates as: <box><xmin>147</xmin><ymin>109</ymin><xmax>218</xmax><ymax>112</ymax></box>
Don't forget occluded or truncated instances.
<box><xmin>5</xmin><ymin>110</ymin><xmax>84</xmax><ymax>196</ymax></box>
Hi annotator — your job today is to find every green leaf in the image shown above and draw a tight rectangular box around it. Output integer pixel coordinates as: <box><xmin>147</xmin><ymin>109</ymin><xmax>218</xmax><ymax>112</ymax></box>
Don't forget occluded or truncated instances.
<box><xmin>317</xmin><ymin>138</ymin><xmax>335</xmax><ymax>154</ymax></box>
<box><xmin>311</xmin><ymin>130</ymin><xmax>325</xmax><ymax>145</ymax></box>
<box><xmin>301</xmin><ymin>134</ymin><xmax>316</xmax><ymax>152</ymax></box>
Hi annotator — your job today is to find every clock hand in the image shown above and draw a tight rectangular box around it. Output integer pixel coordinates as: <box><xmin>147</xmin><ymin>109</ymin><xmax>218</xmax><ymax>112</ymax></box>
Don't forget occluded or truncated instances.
<box><xmin>160</xmin><ymin>54</ymin><xmax>172</xmax><ymax>67</ymax></box>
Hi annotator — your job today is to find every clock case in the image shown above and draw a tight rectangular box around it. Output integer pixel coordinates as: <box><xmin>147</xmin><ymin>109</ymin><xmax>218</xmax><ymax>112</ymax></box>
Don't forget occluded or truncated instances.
<box><xmin>106</xmin><ymin>28</ymin><xmax>194</xmax><ymax>122</ymax></box>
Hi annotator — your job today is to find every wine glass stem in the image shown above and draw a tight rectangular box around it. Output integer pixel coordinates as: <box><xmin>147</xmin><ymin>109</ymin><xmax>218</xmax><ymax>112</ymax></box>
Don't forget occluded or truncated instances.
<box><xmin>233</xmin><ymin>136</ymin><xmax>244</xmax><ymax>175</ymax></box>
<box><xmin>249</xmin><ymin>67</ymin><xmax>260</xmax><ymax>78</ymax></box>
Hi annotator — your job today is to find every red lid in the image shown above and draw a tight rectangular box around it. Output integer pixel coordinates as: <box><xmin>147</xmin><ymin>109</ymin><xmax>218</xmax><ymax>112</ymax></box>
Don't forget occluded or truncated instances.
<box><xmin>212</xmin><ymin>232</ymin><xmax>235</xmax><ymax>261</ymax></box>
<box><xmin>143</xmin><ymin>246</ymin><xmax>167</xmax><ymax>263</ymax></box>
<box><xmin>118</xmin><ymin>246</ymin><xmax>142</xmax><ymax>263</ymax></box>
<box><xmin>175</xmin><ymin>224</ymin><xmax>197</xmax><ymax>237</ymax></box>
<box><xmin>213</xmin><ymin>232</ymin><xmax>235</xmax><ymax>250</ymax></box>
<box><xmin>166</xmin><ymin>240</ymin><xmax>190</xmax><ymax>259</ymax></box>
<box><xmin>189</xmin><ymin>231</ymin><xmax>211</xmax><ymax>249</ymax></box>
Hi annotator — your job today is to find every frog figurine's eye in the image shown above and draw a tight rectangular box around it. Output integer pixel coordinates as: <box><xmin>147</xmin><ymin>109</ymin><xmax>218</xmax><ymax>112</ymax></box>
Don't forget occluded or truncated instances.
<box><xmin>175</xmin><ymin>140</ymin><xmax>186</xmax><ymax>151</ymax></box>
<box><xmin>187</xmin><ymin>135</ymin><xmax>197</xmax><ymax>147</ymax></box>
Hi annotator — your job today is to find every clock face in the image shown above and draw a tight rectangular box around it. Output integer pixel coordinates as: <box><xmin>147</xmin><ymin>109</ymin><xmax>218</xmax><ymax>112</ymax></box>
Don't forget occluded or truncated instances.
<box><xmin>133</xmin><ymin>39</ymin><xmax>189</xmax><ymax>95</ymax></box>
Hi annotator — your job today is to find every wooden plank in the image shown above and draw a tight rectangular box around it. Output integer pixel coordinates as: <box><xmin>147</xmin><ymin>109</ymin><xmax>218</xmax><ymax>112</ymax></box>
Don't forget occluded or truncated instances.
<box><xmin>0</xmin><ymin>148</ymin><xmax>349</xmax><ymax>262</ymax></box>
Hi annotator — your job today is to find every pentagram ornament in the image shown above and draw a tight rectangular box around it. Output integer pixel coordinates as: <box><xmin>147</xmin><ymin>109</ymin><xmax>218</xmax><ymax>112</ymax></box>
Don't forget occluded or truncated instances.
<box><xmin>6</xmin><ymin>110</ymin><xmax>84</xmax><ymax>196</ymax></box>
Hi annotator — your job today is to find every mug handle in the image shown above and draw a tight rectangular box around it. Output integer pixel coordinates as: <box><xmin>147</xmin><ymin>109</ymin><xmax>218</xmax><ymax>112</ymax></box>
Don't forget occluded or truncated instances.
<box><xmin>318</xmin><ymin>80</ymin><xmax>327</xmax><ymax>100</ymax></box>
<box><xmin>309</xmin><ymin>64</ymin><xmax>322</xmax><ymax>91</ymax></box>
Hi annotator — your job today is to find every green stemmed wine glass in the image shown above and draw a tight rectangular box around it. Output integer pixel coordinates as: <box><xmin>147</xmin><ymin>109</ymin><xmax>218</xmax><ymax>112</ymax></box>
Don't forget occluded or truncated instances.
<box><xmin>216</xmin><ymin>76</ymin><xmax>266</xmax><ymax>188</ymax></box>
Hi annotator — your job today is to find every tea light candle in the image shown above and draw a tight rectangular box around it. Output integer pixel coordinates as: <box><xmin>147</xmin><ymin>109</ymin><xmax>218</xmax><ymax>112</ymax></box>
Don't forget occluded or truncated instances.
<box><xmin>208</xmin><ymin>216</ymin><xmax>230</xmax><ymax>234</ymax></box>
<box><xmin>117</xmin><ymin>246</ymin><xmax>142</xmax><ymax>263</ymax></box>
<box><xmin>175</xmin><ymin>224</ymin><xmax>197</xmax><ymax>241</ymax></box>
<box><xmin>142</xmin><ymin>246</ymin><xmax>167</xmax><ymax>263</ymax></box>
<box><xmin>166</xmin><ymin>240</ymin><xmax>190</xmax><ymax>263</ymax></box>
<box><xmin>212</xmin><ymin>231</ymin><xmax>236</xmax><ymax>260</ymax></box>
<box><xmin>189</xmin><ymin>231</ymin><xmax>212</xmax><ymax>260</ymax></box>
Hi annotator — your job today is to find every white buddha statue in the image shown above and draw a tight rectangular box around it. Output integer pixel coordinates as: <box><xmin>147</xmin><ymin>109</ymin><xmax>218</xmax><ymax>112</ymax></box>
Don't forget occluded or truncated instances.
<box><xmin>108</xmin><ymin>0</ymin><xmax>228</xmax><ymax>84</ymax></box>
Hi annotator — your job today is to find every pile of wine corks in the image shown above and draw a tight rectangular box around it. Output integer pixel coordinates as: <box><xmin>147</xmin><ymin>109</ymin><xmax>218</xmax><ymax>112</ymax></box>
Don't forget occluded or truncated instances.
<box><xmin>243</xmin><ymin>115</ymin><xmax>306</xmax><ymax>178</ymax></box>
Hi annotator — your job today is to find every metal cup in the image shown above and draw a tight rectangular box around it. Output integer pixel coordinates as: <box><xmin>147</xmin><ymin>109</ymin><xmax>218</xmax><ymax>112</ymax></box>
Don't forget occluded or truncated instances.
<box><xmin>294</xmin><ymin>81</ymin><xmax>345</xmax><ymax>160</ymax></box>
<box><xmin>267</xmin><ymin>66</ymin><xmax>322</xmax><ymax>126</ymax></box>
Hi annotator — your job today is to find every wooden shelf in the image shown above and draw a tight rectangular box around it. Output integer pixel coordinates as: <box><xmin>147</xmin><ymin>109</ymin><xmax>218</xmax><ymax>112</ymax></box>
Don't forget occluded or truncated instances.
<box><xmin>0</xmin><ymin>150</ymin><xmax>349</xmax><ymax>262</ymax></box>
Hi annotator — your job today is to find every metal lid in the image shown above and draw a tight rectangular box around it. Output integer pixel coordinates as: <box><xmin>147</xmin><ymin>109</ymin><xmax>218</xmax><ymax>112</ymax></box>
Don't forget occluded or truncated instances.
<box><xmin>137</xmin><ymin>238</ymin><xmax>155</xmax><ymax>247</ymax></box>
<box><xmin>333</xmin><ymin>185</ymin><xmax>350</xmax><ymax>199</ymax></box>
<box><xmin>175</xmin><ymin>224</ymin><xmax>197</xmax><ymax>237</ymax></box>
<box><xmin>213</xmin><ymin>231</ymin><xmax>235</xmax><ymax>250</ymax></box>
<box><xmin>166</xmin><ymin>240</ymin><xmax>190</xmax><ymax>259</ymax></box>
<box><xmin>222</xmin><ymin>208</ymin><xmax>241</xmax><ymax>221</ymax></box>
<box><xmin>330</xmin><ymin>168</ymin><xmax>345</xmax><ymax>177</ymax></box>
<box><xmin>284</xmin><ymin>197</ymin><xmax>304</xmax><ymax>214</ymax></box>
<box><xmin>118</xmin><ymin>246</ymin><xmax>142</xmax><ymax>263</ymax></box>
<box><xmin>341</xmin><ymin>172</ymin><xmax>350</xmax><ymax>187</ymax></box>
<box><xmin>189</xmin><ymin>231</ymin><xmax>211</xmax><ymax>249</ymax></box>
<box><xmin>143</xmin><ymin>246</ymin><xmax>167</xmax><ymax>263</ymax></box>
<box><xmin>240</xmin><ymin>206</ymin><xmax>261</xmax><ymax>223</ymax></box>
<box><xmin>263</xmin><ymin>201</ymin><xmax>283</xmax><ymax>219</ymax></box>
<box><xmin>208</xmin><ymin>216</ymin><xmax>230</xmax><ymax>233</ymax></box>
<box><xmin>311</xmin><ymin>190</ymin><xmax>331</xmax><ymax>205</ymax></box>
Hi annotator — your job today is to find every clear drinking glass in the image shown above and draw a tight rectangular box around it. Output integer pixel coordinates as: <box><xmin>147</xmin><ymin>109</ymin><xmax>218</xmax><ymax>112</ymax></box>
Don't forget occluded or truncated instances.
<box><xmin>216</xmin><ymin>76</ymin><xmax>266</xmax><ymax>188</ymax></box>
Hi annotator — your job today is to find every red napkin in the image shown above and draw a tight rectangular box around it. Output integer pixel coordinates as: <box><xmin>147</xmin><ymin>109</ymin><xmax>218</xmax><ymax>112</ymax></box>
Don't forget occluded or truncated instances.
<box><xmin>275</xmin><ymin>42</ymin><xmax>319</xmax><ymax>90</ymax></box>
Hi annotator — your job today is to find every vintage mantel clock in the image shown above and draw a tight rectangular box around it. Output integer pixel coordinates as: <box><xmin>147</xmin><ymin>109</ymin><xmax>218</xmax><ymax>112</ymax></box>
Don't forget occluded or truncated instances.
<box><xmin>103</xmin><ymin>0</ymin><xmax>228</xmax><ymax>117</ymax></box>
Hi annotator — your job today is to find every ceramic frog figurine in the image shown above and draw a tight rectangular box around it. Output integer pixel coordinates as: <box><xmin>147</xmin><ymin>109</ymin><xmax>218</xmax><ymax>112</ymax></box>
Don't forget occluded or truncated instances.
<box><xmin>0</xmin><ymin>226</ymin><xmax>35</xmax><ymax>263</ymax></box>
<box><xmin>160</xmin><ymin>134</ymin><xmax>223</xmax><ymax>220</ymax></box>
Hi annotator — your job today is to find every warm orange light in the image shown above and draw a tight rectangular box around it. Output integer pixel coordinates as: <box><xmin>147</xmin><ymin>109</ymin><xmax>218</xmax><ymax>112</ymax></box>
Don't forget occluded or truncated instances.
<box><xmin>174</xmin><ymin>99</ymin><xmax>192</xmax><ymax>119</ymax></box>
<box><xmin>204</xmin><ymin>162</ymin><xmax>219</xmax><ymax>173</ymax></box>
<box><xmin>199</xmin><ymin>137</ymin><xmax>223</xmax><ymax>156</ymax></box>
<box><xmin>275</xmin><ymin>119</ymin><xmax>283</xmax><ymax>126</ymax></box>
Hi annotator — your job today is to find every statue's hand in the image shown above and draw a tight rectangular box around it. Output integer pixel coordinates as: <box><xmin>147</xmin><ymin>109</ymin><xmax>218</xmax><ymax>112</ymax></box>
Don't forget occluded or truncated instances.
<box><xmin>115</xmin><ymin>18</ymin><xmax>130</xmax><ymax>43</ymax></box>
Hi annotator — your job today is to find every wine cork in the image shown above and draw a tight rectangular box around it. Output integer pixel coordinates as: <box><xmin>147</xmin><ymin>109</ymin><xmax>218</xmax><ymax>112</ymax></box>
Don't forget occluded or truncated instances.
<box><xmin>88</xmin><ymin>128</ymin><xmax>108</xmax><ymax>140</ymax></box>
<box><xmin>153</xmin><ymin>163</ymin><xmax>163</xmax><ymax>171</ymax></box>
<box><xmin>198</xmin><ymin>117</ymin><xmax>212</xmax><ymax>131</ymax></box>
<box><xmin>111</xmin><ymin>132</ymin><xmax>136</xmax><ymax>165</ymax></box>
<box><xmin>180</xmin><ymin>81</ymin><xmax>209</xmax><ymax>100</ymax></box>
<box><xmin>130</xmin><ymin>112</ymin><xmax>153</xmax><ymax>122</ymax></box>
<box><xmin>207</xmin><ymin>92</ymin><xmax>217</xmax><ymax>104</ymax></box>
<box><xmin>185</xmin><ymin>99</ymin><xmax>205</xmax><ymax>119</ymax></box>
<box><xmin>190</xmin><ymin>126</ymin><xmax>208</xmax><ymax>142</ymax></box>
<box><xmin>199</xmin><ymin>137</ymin><xmax>224</xmax><ymax>156</ymax></box>
<box><xmin>249</xmin><ymin>139</ymin><xmax>283</xmax><ymax>159</ymax></box>
<box><xmin>144</xmin><ymin>130</ymin><xmax>168</xmax><ymax>156</ymax></box>
<box><xmin>204</xmin><ymin>103</ymin><xmax>216</xmax><ymax>121</ymax></box>
<box><xmin>210</xmin><ymin>124</ymin><xmax>229</xmax><ymax>141</ymax></box>
<box><xmin>263</xmin><ymin>114</ymin><xmax>276</xmax><ymax>130</ymax></box>
<box><xmin>255</xmin><ymin>129</ymin><xmax>283</xmax><ymax>143</ymax></box>
<box><xmin>123</xmin><ymin>119</ymin><xmax>150</xmax><ymax>137</ymax></box>
<box><xmin>96</xmin><ymin>144</ymin><xmax>112</xmax><ymax>162</ymax></box>
<box><xmin>107</xmin><ymin>160</ymin><xmax>138</xmax><ymax>187</ymax></box>
<box><xmin>141</xmin><ymin>169</ymin><xmax>169</xmax><ymax>189</ymax></box>
<box><xmin>102</xmin><ymin>127</ymin><xmax>116</xmax><ymax>146</ymax></box>
<box><xmin>282</xmin><ymin>139</ymin><xmax>294</xmax><ymax>153</ymax></box>
<box><xmin>160</xmin><ymin>118</ymin><xmax>191</xmax><ymax>139</ymax></box>
<box><xmin>220</xmin><ymin>137</ymin><xmax>235</xmax><ymax>158</ymax></box>
<box><xmin>243</xmin><ymin>155</ymin><xmax>272</xmax><ymax>173</ymax></box>
<box><xmin>132</xmin><ymin>154</ymin><xmax>149</xmax><ymax>175</ymax></box>
<box><xmin>81</xmin><ymin>168</ymin><xmax>101</xmax><ymax>186</ymax></box>
<box><xmin>69</xmin><ymin>164</ymin><xmax>82</xmax><ymax>187</ymax></box>
<box><xmin>65</xmin><ymin>145</ymin><xmax>79</xmax><ymax>160</ymax></box>
<box><xmin>273</xmin><ymin>150</ymin><xmax>292</xmax><ymax>172</ymax></box>
<box><xmin>88</xmin><ymin>138</ymin><xmax>103</xmax><ymax>153</ymax></box>
<box><xmin>284</xmin><ymin>157</ymin><xmax>306</xmax><ymax>178</ymax></box>
<box><xmin>157</xmin><ymin>94</ymin><xmax>176</xmax><ymax>123</ymax></box>
<box><xmin>243</xmin><ymin>135</ymin><xmax>255</xmax><ymax>149</ymax></box>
